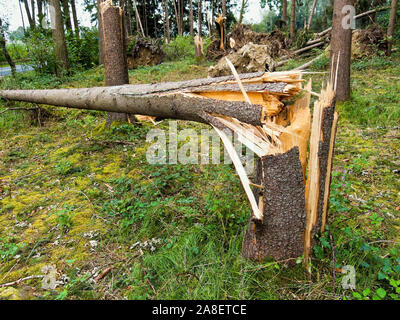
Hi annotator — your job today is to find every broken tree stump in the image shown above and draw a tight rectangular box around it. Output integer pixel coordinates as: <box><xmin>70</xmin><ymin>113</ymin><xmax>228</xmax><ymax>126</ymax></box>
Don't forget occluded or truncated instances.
<box><xmin>0</xmin><ymin>71</ymin><xmax>338</xmax><ymax>267</ymax></box>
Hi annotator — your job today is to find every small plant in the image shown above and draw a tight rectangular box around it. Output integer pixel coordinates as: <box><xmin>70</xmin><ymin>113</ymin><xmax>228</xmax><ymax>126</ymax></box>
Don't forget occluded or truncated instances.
<box><xmin>55</xmin><ymin>204</ymin><xmax>74</xmax><ymax>232</ymax></box>
<box><xmin>0</xmin><ymin>238</ymin><xmax>24</xmax><ymax>262</ymax></box>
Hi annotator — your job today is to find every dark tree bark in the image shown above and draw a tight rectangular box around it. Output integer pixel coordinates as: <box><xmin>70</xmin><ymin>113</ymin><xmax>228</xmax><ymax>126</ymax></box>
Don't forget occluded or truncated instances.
<box><xmin>19</xmin><ymin>0</ymin><xmax>26</xmax><ymax>30</ymax></box>
<box><xmin>23</xmin><ymin>0</ymin><xmax>35</xmax><ymax>29</ymax></box>
<box><xmin>330</xmin><ymin>0</ymin><xmax>353</xmax><ymax>101</ymax></box>
<box><xmin>49</xmin><ymin>0</ymin><xmax>70</xmax><ymax>76</ymax></box>
<box><xmin>70</xmin><ymin>0</ymin><xmax>80</xmax><ymax>38</ymax></box>
<box><xmin>173</xmin><ymin>0</ymin><xmax>183</xmax><ymax>36</ymax></box>
<box><xmin>189</xmin><ymin>0</ymin><xmax>194</xmax><ymax>37</ymax></box>
<box><xmin>198</xmin><ymin>0</ymin><xmax>202</xmax><ymax>36</ymax></box>
<box><xmin>0</xmin><ymin>18</ymin><xmax>16</xmax><ymax>76</ymax></box>
<box><xmin>31</xmin><ymin>0</ymin><xmax>36</xmax><ymax>25</ymax></box>
<box><xmin>37</xmin><ymin>0</ymin><xmax>44</xmax><ymax>25</ymax></box>
<box><xmin>100</xmin><ymin>0</ymin><xmax>130</xmax><ymax>126</ymax></box>
<box><xmin>386</xmin><ymin>0</ymin><xmax>398</xmax><ymax>56</ymax></box>
<box><xmin>97</xmin><ymin>0</ymin><xmax>105</xmax><ymax>65</ymax></box>
<box><xmin>290</xmin><ymin>0</ymin><xmax>295</xmax><ymax>38</ymax></box>
<box><xmin>282</xmin><ymin>0</ymin><xmax>287</xmax><ymax>24</ymax></box>
<box><xmin>61</xmin><ymin>0</ymin><xmax>73</xmax><ymax>33</ymax></box>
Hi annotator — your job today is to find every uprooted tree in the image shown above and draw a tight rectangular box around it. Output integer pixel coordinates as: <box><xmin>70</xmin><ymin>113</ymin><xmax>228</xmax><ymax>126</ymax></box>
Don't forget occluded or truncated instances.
<box><xmin>0</xmin><ymin>70</ymin><xmax>339</xmax><ymax>267</ymax></box>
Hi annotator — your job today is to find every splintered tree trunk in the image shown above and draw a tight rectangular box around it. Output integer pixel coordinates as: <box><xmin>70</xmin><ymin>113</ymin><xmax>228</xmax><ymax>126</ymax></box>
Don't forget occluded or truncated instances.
<box><xmin>100</xmin><ymin>0</ymin><xmax>130</xmax><ymax>126</ymax></box>
<box><xmin>387</xmin><ymin>0</ymin><xmax>398</xmax><ymax>56</ymax></box>
<box><xmin>0</xmin><ymin>71</ymin><xmax>339</xmax><ymax>266</ymax></box>
<box><xmin>0</xmin><ymin>18</ymin><xmax>16</xmax><ymax>76</ymax></box>
<box><xmin>49</xmin><ymin>0</ymin><xmax>70</xmax><ymax>76</ymax></box>
<box><xmin>330</xmin><ymin>0</ymin><xmax>353</xmax><ymax>101</ymax></box>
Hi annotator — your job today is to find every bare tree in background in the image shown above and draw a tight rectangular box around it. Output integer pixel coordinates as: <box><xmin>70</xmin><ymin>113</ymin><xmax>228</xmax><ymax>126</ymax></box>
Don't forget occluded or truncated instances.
<box><xmin>330</xmin><ymin>0</ymin><xmax>353</xmax><ymax>101</ymax></box>
<box><xmin>386</xmin><ymin>0</ymin><xmax>398</xmax><ymax>56</ymax></box>
<box><xmin>49</xmin><ymin>0</ymin><xmax>70</xmax><ymax>76</ymax></box>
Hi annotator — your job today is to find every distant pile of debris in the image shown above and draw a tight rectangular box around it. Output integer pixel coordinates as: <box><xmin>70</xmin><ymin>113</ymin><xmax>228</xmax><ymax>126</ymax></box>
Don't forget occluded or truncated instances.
<box><xmin>352</xmin><ymin>24</ymin><xmax>387</xmax><ymax>59</ymax></box>
<box><xmin>127</xmin><ymin>38</ymin><xmax>165</xmax><ymax>70</ymax></box>
<box><xmin>206</xmin><ymin>24</ymin><xmax>289</xmax><ymax>61</ymax></box>
<box><xmin>207</xmin><ymin>24</ymin><xmax>289</xmax><ymax>77</ymax></box>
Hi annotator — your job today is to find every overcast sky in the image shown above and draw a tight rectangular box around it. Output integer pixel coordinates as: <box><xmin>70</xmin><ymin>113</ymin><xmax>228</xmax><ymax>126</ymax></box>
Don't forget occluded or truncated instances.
<box><xmin>1</xmin><ymin>0</ymin><xmax>268</xmax><ymax>32</ymax></box>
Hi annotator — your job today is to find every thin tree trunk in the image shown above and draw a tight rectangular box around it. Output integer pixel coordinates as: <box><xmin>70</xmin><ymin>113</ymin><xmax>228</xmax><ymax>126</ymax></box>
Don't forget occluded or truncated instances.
<box><xmin>126</xmin><ymin>0</ymin><xmax>133</xmax><ymax>36</ymax></box>
<box><xmin>0</xmin><ymin>18</ymin><xmax>16</xmax><ymax>76</ymax></box>
<box><xmin>61</xmin><ymin>0</ymin><xmax>73</xmax><ymax>33</ymax></box>
<box><xmin>162</xmin><ymin>0</ymin><xmax>170</xmax><ymax>43</ymax></box>
<box><xmin>49</xmin><ymin>0</ymin><xmax>70</xmax><ymax>76</ymax></box>
<box><xmin>100</xmin><ymin>0</ymin><xmax>130</xmax><ymax>126</ymax></box>
<box><xmin>70</xmin><ymin>0</ymin><xmax>80</xmax><ymax>38</ymax></box>
<box><xmin>173</xmin><ymin>0</ymin><xmax>183</xmax><ymax>36</ymax></box>
<box><xmin>189</xmin><ymin>0</ymin><xmax>194</xmax><ymax>37</ymax></box>
<box><xmin>239</xmin><ymin>0</ymin><xmax>247</xmax><ymax>24</ymax></box>
<box><xmin>23</xmin><ymin>0</ymin><xmax>35</xmax><ymax>29</ymax></box>
<box><xmin>386</xmin><ymin>0</ymin><xmax>398</xmax><ymax>56</ymax></box>
<box><xmin>98</xmin><ymin>0</ymin><xmax>105</xmax><ymax>65</ymax></box>
<box><xmin>19</xmin><ymin>0</ymin><xmax>26</xmax><ymax>30</ymax></box>
<box><xmin>222</xmin><ymin>0</ymin><xmax>226</xmax><ymax>46</ymax></box>
<box><xmin>290</xmin><ymin>0</ymin><xmax>295</xmax><ymax>38</ymax></box>
<box><xmin>307</xmin><ymin>0</ymin><xmax>318</xmax><ymax>29</ymax></box>
<box><xmin>132</xmin><ymin>0</ymin><xmax>145</xmax><ymax>37</ymax></box>
<box><xmin>198</xmin><ymin>0</ymin><xmax>202</xmax><ymax>36</ymax></box>
<box><xmin>330</xmin><ymin>0</ymin><xmax>353</xmax><ymax>101</ymax></box>
<box><xmin>282</xmin><ymin>0</ymin><xmax>287</xmax><ymax>26</ymax></box>
<box><xmin>37</xmin><ymin>0</ymin><xmax>44</xmax><ymax>26</ymax></box>
<box><xmin>31</xmin><ymin>0</ymin><xmax>36</xmax><ymax>25</ymax></box>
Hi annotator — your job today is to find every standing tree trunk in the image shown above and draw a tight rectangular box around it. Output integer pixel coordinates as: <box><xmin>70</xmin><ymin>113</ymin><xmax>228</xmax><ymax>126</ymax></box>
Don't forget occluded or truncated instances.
<box><xmin>330</xmin><ymin>0</ymin><xmax>353</xmax><ymax>101</ymax></box>
<box><xmin>290</xmin><ymin>0</ymin><xmax>295</xmax><ymax>39</ymax></box>
<box><xmin>189</xmin><ymin>0</ymin><xmax>194</xmax><ymax>37</ymax></box>
<box><xmin>0</xmin><ymin>18</ymin><xmax>16</xmax><ymax>76</ymax></box>
<box><xmin>70</xmin><ymin>0</ymin><xmax>80</xmax><ymax>38</ymax></box>
<box><xmin>282</xmin><ymin>0</ymin><xmax>287</xmax><ymax>25</ymax></box>
<box><xmin>162</xmin><ymin>0</ymin><xmax>171</xmax><ymax>43</ymax></box>
<box><xmin>23</xmin><ymin>0</ymin><xmax>35</xmax><ymax>29</ymax></box>
<box><xmin>124</xmin><ymin>0</ymin><xmax>133</xmax><ymax>36</ymax></box>
<box><xmin>222</xmin><ymin>0</ymin><xmax>226</xmax><ymax>47</ymax></box>
<box><xmin>198</xmin><ymin>0</ymin><xmax>202</xmax><ymax>36</ymax></box>
<box><xmin>132</xmin><ymin>0</ymin><xmax>145</xmax><ymax>37</ymax></box>
<box><xmin>61</xmin><ymin>0</ymin><xmax>73</xmax><ymax>33</ymax></box>
<box><xmin>239</xmin><ymin>0</ymin><xmax>248</xmax><ymax>24</ymax></box>
<box><xmin>19</xmin><ymin>0</ymin><xmax>26</xmax><ymax>30</ymax></box>
<box><xmin>31</xmin><ymin>0</ymin><xmax>36</xmax><ymax>26</ymax></box>
<box><xmin>100</xmin><ymin>0</ymin><xmax>130</xmax><ymax>126</ymax></box>
<box><xmin>49</xmin><ymin>0</ymin><xmax>70</xmax><ymax>76</ymax></box>
<box><xmin>386</xmin><ymin>0</ymin><xmax>398</xmax><ymax>56</ymax></box>
<box><xmin>173</xmin><ymin>0</ymin><xmax>183</xmax><ymax>36</ymax></box>
<box><xmin>97</xmin><ymin>0</ymin><xmax>105</xmax><ymax>65</ymax></box>
<box><xmin>37</xmin><ymin>0</ymin><xmax>44</xmax><ymax>26</ymax></box>
<box><xmin>307</xmin><ymin>0</ymin><xmax>318</xmax><ymax>29</ymax></box>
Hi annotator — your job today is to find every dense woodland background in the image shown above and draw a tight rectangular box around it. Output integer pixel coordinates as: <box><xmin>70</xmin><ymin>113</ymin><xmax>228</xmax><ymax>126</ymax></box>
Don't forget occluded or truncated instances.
<box><xmin>0</xmin><ymin>0</ymin><xmax>399</xmax><ymax>301</ymax></box>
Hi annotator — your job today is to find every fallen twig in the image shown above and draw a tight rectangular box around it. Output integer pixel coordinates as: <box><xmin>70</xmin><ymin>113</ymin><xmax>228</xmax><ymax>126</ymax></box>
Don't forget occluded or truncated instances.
<box><xmin>0</xmin><ymin>275</ymin><xmax>44</xmax><ymax>288</ymax></box>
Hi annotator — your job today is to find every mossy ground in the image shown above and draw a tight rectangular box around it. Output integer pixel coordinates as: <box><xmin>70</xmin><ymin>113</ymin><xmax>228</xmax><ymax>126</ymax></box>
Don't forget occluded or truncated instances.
<box><xmin>0</xmin><ymin>51</ymin><xmax>399</xmax><ymax>300</ymax></box>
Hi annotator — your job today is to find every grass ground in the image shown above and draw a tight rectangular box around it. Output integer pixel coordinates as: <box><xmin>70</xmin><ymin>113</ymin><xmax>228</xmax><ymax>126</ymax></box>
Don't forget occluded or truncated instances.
<box><xmin>0</xmin><ymin>49</ymin><xmax>399</xmax><ymax>300</ymax></box>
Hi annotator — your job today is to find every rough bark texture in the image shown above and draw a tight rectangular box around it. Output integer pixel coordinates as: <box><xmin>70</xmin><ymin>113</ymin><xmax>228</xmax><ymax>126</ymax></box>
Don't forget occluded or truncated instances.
<box><xmin>290</xmin><ymin>0</ymin><xmax>296</xmax><ymax>38</ymax></box>
<box><xmin>387</xmin><ymin>0</ymin><xmax>398</xmax><ymax>56</ymax></box>
<box><xmin>282</xmin><ymin>0</ymin><xmax>287</xmax><ymax>25</ymax></box>
<box><xmin>0</xmin><ymin>18</ymin><xmax>16</xmax><ymax>76</ymax></box>
<box><xmin>198</xmin><ymin>0</ymin><xmax>202</xmax><ymax>36</ymax></box>
<box><xmin>314</xmin><ymin>104</ymin><xmax>336</xmax><ymax>235</ymax></box>
<box><xmin>189</xmin><ymin>0</ymin><xmax>194</xmax><ymax>37</ymax></box>
<box><xmin>0</xmin><ymin>83</ymin><xmax>266</xmax><ymax>126</ymax></box>
<box><xmin>242</xmin><ymin>147</ymin><xmax>307</xmax><ymax>262</ymax></box>
<box><xmin>49</xmin><ymin>0</ymin><xmax>70</xmax><ymax>76</ymax></box>
<box><xmin>330</xmin><ymin>0</ymin><xmax>353</xmax><ymax>101</ymax></box>
<box><xmin>100</xmin><ymin>0</ymin><xmax>130</xmax><ymax>126</ymax></box>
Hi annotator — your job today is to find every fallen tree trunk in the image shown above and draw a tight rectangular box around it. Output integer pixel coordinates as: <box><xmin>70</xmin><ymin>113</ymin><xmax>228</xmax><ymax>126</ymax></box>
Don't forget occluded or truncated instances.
<box><xmin>0</xmin><ymin>72</ymin><xmax>302</xmax><ymax>126</ymax></box>
<box><xmin>0</xmin><ymin>71</ymin><xmax>338</xmax><ymax>266</ymax></box>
